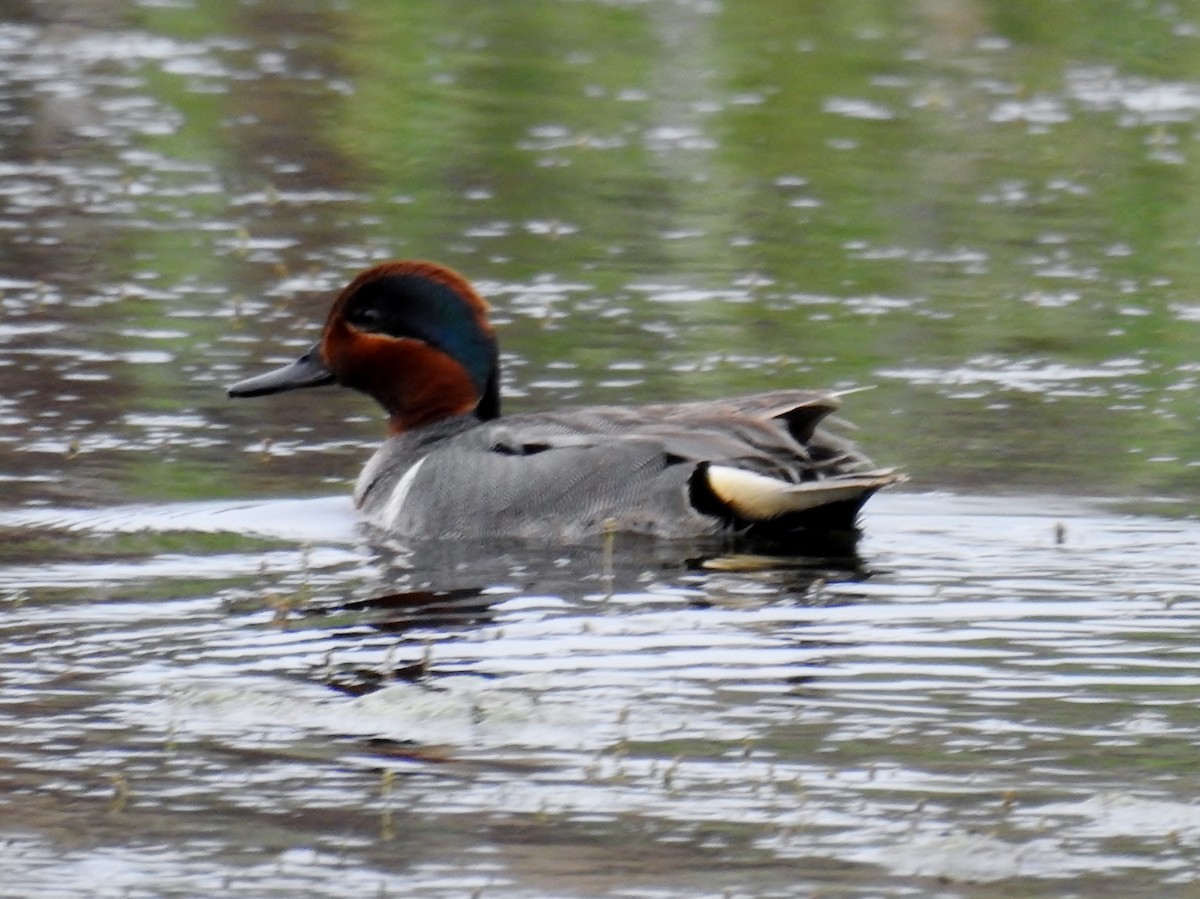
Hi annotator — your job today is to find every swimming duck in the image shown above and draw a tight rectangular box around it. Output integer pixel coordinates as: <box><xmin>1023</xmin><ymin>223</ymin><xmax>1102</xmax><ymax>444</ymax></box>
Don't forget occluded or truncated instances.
<box><xmin>228</xmin><ymin>261</ymin><xmax>901</xmax><ymax>543</ymax></box>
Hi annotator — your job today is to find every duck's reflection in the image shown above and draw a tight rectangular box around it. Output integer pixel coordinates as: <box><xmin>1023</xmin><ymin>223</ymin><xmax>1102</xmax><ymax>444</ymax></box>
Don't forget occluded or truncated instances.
<box><xmin>288</xmin><ymin>529</ymin><xmax>874</xmax><ymax>697</ymax></box>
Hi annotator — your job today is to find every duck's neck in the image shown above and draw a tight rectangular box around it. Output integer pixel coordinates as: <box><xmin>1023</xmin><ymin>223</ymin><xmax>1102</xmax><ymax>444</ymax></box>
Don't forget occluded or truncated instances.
<box><xmin>475</xmin><ymin>365</ymin><xmax>501</xmax><ymax>421</ymax></box>
<box><xmin>382</xmin><ymin>356</ymin><xmax>501</xmax><ymax>436</ymax></box>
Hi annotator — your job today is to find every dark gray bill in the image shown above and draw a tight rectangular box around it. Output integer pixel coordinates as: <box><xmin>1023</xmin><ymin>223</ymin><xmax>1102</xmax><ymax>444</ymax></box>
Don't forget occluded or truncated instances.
<box><xmin>227</xmin><ymin>343</ymin><xmax>336</xmax><ymax>398</ymax></box>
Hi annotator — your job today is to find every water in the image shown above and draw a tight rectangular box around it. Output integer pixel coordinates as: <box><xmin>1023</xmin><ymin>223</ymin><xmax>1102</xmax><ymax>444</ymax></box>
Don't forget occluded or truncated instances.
<box><xmin>4</xmin><ymin>1</ymin><xmax>1200</xmax><ymax>896</ymax></box>
<box><xmin>5</xmin><ymin>493</ymin><xmax>1200</xmax><ymax>896</ymax></box>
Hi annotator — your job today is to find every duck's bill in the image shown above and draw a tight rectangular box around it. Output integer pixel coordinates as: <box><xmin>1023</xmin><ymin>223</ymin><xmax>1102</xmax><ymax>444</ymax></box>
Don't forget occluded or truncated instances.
<box><xmin>227</xmin><ymin>343</ymin><xmax>336</xmax><ymax>398</ymax></box>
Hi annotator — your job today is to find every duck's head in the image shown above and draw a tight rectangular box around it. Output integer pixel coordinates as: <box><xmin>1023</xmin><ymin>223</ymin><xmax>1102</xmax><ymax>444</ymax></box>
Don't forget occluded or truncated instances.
<box><xmin>228</xmin><ymin>261</ymin><xmax>500</xmax><ymax>433</ymax></box>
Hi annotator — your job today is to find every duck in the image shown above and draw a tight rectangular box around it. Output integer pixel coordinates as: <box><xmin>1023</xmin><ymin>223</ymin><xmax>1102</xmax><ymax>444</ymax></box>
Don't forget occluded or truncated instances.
<box><xmin>228</xmin><ymin>261</ymin><xmax>902</xmax><ymax>544</ymax></box>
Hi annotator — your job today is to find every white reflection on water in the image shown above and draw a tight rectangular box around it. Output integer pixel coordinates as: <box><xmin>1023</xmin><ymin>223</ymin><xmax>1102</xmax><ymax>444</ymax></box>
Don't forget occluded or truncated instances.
<box><xmin>880</xmin><ymin>354</ymin><xmax>1147</xmax><ymax>396</ymax></box>
<box><xmin>0</xmin><ymin>495</ymin><xmax>358</xmax><ymax>543</ymax></box>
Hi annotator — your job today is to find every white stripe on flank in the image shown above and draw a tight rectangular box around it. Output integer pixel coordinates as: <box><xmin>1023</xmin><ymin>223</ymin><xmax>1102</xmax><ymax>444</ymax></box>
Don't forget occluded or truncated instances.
<box><xmin>382</xmin><ymin>456</ymin><xmax>427</xmax><ymax>528</ymax></box>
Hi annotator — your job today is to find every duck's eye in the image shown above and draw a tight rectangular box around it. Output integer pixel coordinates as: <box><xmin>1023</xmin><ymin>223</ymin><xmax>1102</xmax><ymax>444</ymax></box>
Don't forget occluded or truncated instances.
<box><xmin>348</xmin><ymin>305</ymin><xmax>383</xmax><ymax>330</ymax></box>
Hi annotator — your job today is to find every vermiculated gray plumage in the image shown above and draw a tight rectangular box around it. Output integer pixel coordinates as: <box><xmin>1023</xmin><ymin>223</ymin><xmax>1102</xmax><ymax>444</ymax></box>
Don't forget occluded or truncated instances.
<box><xmin>354</xmin><ymin>390</ymin><xmax>901</xmax><ymax>541</ymax></box>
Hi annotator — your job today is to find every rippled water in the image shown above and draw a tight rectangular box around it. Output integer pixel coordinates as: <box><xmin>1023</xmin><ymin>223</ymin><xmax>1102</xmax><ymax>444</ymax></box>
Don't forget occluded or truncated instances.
<box><xmin>5</xmin><ymin>1</ymin><xmax>1200</xmax><ymax>896</ymax></box>
<box><xmin>5</xmin><ymin>492</ymin><xmax>1200</xmax><ymax>896</ymax></box>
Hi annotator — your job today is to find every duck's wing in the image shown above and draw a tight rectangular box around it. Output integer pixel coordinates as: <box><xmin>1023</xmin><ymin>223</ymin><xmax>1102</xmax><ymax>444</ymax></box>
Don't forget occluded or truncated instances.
<box><xmin>647</xmin><ymin>389</ymin><xmax>843</xmax><ymax>443</ymax></box>
<box><xmin>367</xmin><ymin>393</ymin><xmax>901</xmax><ymax>540</ymax></box>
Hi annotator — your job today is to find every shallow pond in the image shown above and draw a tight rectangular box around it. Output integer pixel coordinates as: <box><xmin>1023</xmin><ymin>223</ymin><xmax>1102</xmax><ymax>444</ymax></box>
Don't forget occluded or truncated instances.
<box><xmin>3</xmin><ymin>1</ymin><xmax>1200</xmax><ymax>896</ymax></box>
